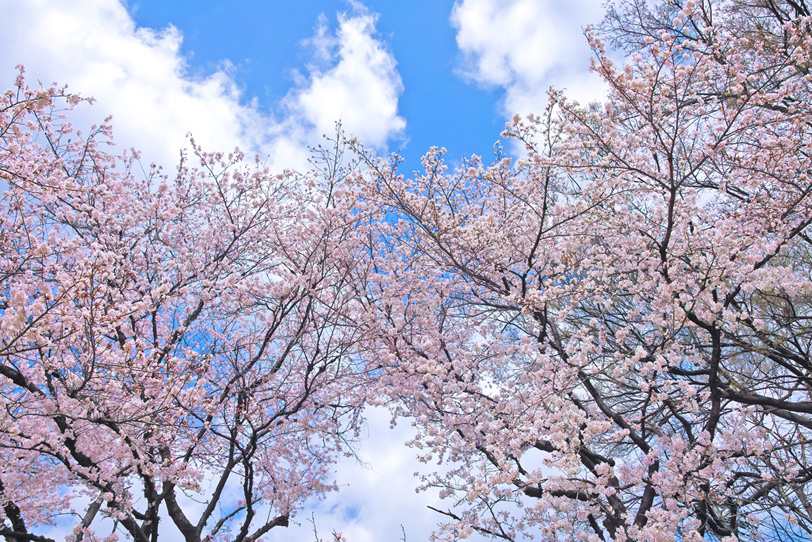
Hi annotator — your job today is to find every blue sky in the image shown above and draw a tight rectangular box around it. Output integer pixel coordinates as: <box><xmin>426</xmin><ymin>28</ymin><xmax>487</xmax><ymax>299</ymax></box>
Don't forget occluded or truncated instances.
<box><xmin>0</xmin><ymin>0</ymin><xmax>606</xmax><ymax>539</ymax></box>
<box><xmin>0</xmin><ymin>0</ymin><xmax>606</xmax><ymax>172</ymax></box>
<box><xmin>128</xmin><ymin>0</ymin><xmax>508</xmax><ymax>165</ymax></box>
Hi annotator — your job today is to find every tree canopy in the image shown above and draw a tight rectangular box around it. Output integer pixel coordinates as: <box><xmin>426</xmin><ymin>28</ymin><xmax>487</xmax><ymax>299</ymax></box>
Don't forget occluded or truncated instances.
<box><xmin>2</xmin><ymin>0</ymin><xmax>812</xmax><ymax>539</ymax></box>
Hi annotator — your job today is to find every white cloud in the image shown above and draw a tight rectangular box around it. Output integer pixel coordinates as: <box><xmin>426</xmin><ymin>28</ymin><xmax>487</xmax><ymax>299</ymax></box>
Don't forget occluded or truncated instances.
<box><xmin>451</xmin><ymin>0</ymin><xmax>608</xmax><ymax>117</ymax></box>
<box><xmin>265</xmin><ymin>406</ymin><xmax>489</xmax><ymax>542</ymax></box>
<box><xmin>0</xmin><ymin>0</ymin><xmax>404</xmax><ymax>171</ymax></box>
<box><xmin>289</xmin><ymin>6</ymin><xmax>405</xmax><ymax>150</ymax></box>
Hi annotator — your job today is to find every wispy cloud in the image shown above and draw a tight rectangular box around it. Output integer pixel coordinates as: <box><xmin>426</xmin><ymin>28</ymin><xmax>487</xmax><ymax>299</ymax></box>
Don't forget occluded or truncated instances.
<box><xmin>288</xmin><ymin>3</ymin><xmax>405</xmax><ymax>150</ymax></box>
<box><xmin>265</xmin><ymin>406</ymin><xmax>487</xmax><ymax>542</ymax></box>
<box><xmin>451</xmin><ymin>0</ymin><xmax>607</xmax><ymax>117</ymax></box>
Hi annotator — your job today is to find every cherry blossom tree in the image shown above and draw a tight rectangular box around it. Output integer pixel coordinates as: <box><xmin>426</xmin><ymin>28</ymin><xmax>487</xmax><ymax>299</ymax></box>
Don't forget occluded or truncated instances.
<box><xmin>0</xmin><ymin>72</ymin><xmax>370</xmax><ymax>542</ymax></box>
<box><xmin>6</xmin><ymin>0</ymin><xmax>812</xmax><ymax>538</ymax></box>
<box><xmin>350</xmin><ymin>0</ymin><xmax>812</xmax><ymax>540</ymax></box>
